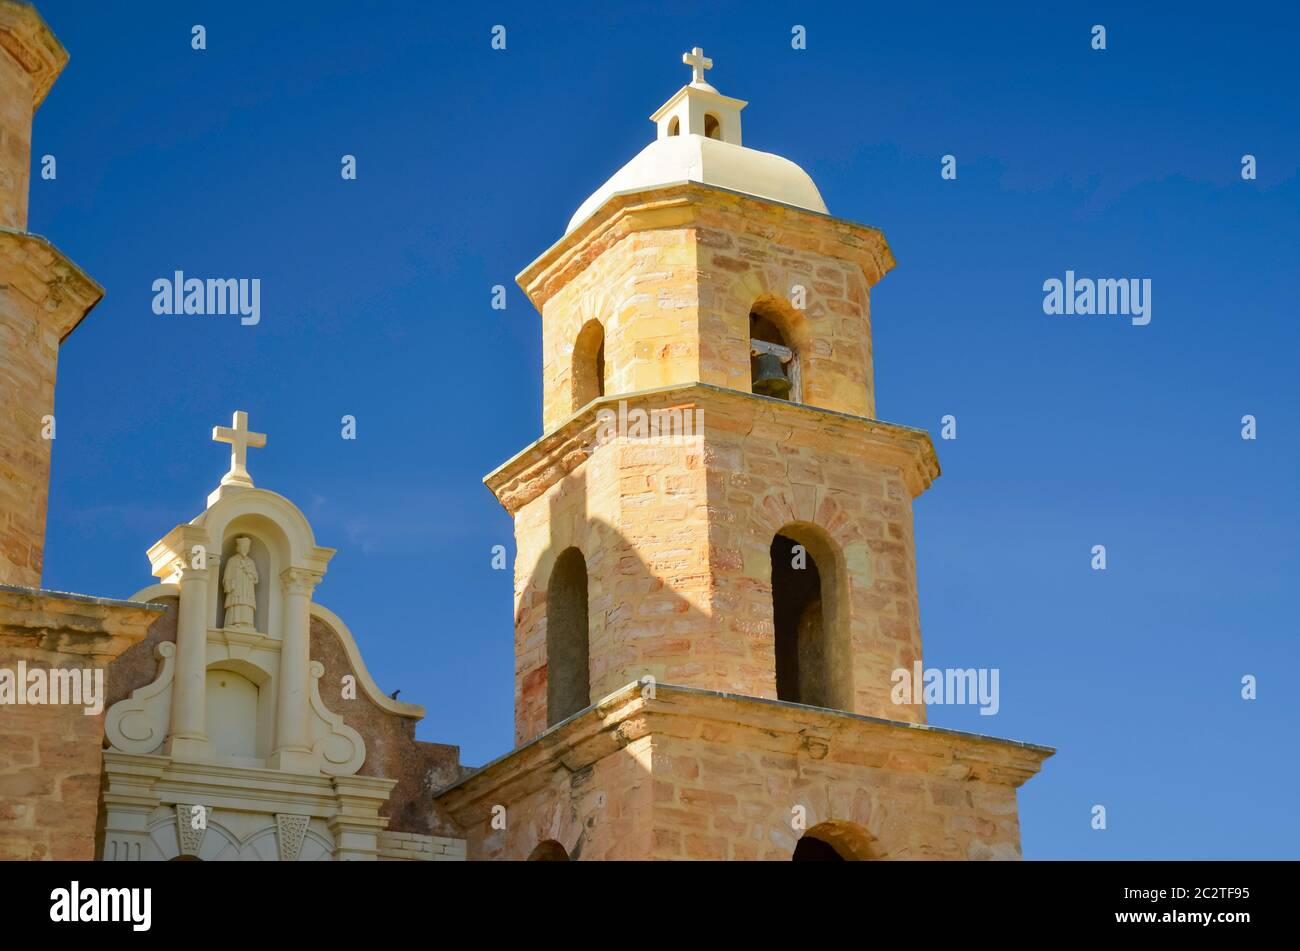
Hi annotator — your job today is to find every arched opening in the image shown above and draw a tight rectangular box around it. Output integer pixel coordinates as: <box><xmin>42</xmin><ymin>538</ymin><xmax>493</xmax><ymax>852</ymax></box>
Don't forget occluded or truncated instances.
<box><xmin>527</xmin><ymin>839</ymin><xmax>571</xmax><ymax>861</ymax></box>
<box><xmin>546</xmin><ymin>547</ymin><xmax>590</xmax><ymax>726</ymax></box>
<box><xmin>667</xmin><ymin>116</ymin><xmax>680</xmax><ymax>136</ymax></box>
<box><xmin>793</xmin><ymin>821</ymin><xmax>878</xmax><ymax>861</ymax></box>
<box><xmin>572</xmin><ymin>320</ymin><xmax>606</xmax><ymax>412</ymax></box>
<box><xmin>770</xmin><ymin>523</ymin><xmax>850</xmax><ymax>709</ymax></box>
<box><xmin>750</xmin><ymin>308</ymin><xmax>797</xmax><ymax>401</ymax></box>
<box><xmin>704</xmin><ymin>113</ymin><xmax>721</xmax><ymax>139</ymax></box>
<box><xmin>792</xmin><ymin>837</ymin><xmax>844</xmax><ymax>861</ymax></box>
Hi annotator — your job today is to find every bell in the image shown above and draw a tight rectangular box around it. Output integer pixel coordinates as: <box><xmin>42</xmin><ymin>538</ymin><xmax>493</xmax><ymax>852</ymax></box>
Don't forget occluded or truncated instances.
<box><xmin>752</xmin><ymin>352</ymin><xmax>791</xmax><ymax>399</ymax></box>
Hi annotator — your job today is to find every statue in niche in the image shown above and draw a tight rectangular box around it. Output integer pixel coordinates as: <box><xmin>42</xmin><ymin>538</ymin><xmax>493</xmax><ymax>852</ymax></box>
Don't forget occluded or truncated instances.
<box><xmin>222</xmin><ymin>536</ymin><xmax>259</xmax><ymax>630</ymax></box>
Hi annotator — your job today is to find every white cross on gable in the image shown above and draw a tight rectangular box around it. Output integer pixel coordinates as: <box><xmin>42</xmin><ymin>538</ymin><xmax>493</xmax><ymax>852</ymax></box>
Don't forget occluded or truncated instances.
<box><xmin>212</xmin><ymin>410</ymin><xmax>267</xmax><ymax>488</ymax></box>
<box><xmin>683</xmin><ymin>46</ymin><xmax>713</xmax><ymax>85</ymax></box>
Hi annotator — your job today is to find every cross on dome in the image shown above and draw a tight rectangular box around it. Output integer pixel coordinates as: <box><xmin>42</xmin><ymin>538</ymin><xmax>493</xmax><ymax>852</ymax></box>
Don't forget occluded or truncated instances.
<box><xmin>212</xmin><ymin>410</ymin><xmax>266</xmax><ymax>489</ymax></box>
<box><xmin>682</xmin><ymin>47</ymin><xmax>713</xmax><ymax>86</ymax></box>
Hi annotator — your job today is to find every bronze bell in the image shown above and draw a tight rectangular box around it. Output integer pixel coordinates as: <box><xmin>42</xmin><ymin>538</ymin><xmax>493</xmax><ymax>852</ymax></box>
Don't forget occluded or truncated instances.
<box><xmin>752</xmin><ymin>351</ymin><xmax>791</xmax><ymax>399</ymax></box>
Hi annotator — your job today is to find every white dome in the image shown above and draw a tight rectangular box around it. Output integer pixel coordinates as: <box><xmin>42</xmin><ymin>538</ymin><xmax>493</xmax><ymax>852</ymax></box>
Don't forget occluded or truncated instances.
<box><xmin>566</xmin><ymin>133</ymin><xmax>829</xmax><ymax>235</ymax></box>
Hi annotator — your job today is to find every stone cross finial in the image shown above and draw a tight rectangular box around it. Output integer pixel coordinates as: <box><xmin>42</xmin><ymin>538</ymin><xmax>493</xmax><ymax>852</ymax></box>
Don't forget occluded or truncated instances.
<box><xmin>212</xmin><ymin>410</ymin><xmax>266</xmax><ymax>488</ymax></box>
<box><xmin>683</xmin><ymin>47</ymin><xmax>713</xmax><ymax>85</ymax></box>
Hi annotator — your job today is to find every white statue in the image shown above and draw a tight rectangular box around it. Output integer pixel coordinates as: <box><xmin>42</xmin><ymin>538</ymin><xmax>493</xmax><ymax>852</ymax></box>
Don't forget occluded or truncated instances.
<box><xmin>222</xmin><ymin>536</ymin><xmax>259</xmax><ymax>630</ymax></box>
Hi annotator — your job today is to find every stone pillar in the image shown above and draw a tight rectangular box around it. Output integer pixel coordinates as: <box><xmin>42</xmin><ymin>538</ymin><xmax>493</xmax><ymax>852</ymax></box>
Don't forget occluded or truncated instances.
<box><xmin>328</xmin><ymin>775</ymin><xmax>400</xmax><ymax>860</ymax></box>
<box><xmin>271</xmin><ymin>566</ymin><xmax>320</xmax><ymax>773</ymax></box>
<box><xmin>99</xmin><ymin>751</ymin><xmax>166</xmax><ymax>861</ymax></box>
<box><xmin>0</xmin><ymin>2</ymin><xmax>101</xmax><ymax>588</ymax></box>
<box><xmin>165</xmin><ymin>533</ymin><xmax>214</xmax><ymax>762</ymax></box>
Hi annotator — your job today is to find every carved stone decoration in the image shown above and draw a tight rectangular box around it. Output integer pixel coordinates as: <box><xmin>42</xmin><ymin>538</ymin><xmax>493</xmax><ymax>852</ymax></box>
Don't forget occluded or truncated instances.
<box><xmin>176</xmin><ymin>803</ymin><xmax>206</xmax><ymax>857</ymax></box>
<box><xmin>276</xmin><ymin>813</ymin><xmax>310</xmax><ymax>862</ymax></box>
<box><xmin>308</xmin><ymin>660</ymin><xmax>367</xmax><ymax>776</ymax></box>
<box><xmin>222</xmin><ymin>535</ymin><xmax>259</xmax><ymax>630</ymax></box>
<box><xmin>104</xmin><ymin>641</ymin><xmax>176</xmax><ymax>754</ymax></box>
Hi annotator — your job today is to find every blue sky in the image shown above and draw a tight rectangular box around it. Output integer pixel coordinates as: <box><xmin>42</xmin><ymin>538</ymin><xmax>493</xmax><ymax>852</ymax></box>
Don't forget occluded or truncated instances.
<box><xmin>30</xmin><ymin>1</ymin><xmax>1297</xmax><ymax>858</ymax></box>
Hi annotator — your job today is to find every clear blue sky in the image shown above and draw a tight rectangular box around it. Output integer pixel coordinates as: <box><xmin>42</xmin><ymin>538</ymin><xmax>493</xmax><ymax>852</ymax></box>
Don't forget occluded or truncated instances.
<box><xmin>31</xmin><ymin>1</ymin><xmax>1297</xmax><ymax>858</ymax></box>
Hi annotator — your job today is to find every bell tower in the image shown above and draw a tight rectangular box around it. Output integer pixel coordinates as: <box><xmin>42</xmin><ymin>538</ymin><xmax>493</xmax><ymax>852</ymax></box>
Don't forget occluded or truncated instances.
<box><xmin>493</xmin><ymin>48</ymin><xmax>936</xmax><ymax>744</ymax></box>
<box><xmin>0</xmin><ymin>0</ymin><xmax>103</xmax><ymax>587</ymax></box>
<box><xmin>443</xmin><ymin>49</ymin><xmax>1050</xmax><ymax>862</ymax></box>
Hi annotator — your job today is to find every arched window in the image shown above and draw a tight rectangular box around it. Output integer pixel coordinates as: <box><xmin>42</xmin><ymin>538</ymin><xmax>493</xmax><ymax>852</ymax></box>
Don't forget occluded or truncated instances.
<box><xmin>792</xmin><ymin>821</ymin><xmax>879</xmax><ymax>861</ymax></box>
<box><xmin>770</xmin><ymin>524</ymin><xmax>850</xmax><ymax>709</ymax></box>
<box><xmin>667</xmin><ymin>116</ymin><xmax>680</xmax><ymax>136</ymax></box>
<box><xmin>528</xmin><ymin>840</ymin><xmax>571</xmax><ymax>861</ymax></box>
<box><xmin>750</xmin><ymin>308</ymin><xmax>798</xmax><ymax>401</ymax></box>
<box><xmin>546</xmin><ymin>547</ymin><xmax>590</xmax><ymax>726</ymax></box>
<box><xmin>704</xmin><ymin>113</ymin><xmax>722</xmax><ymax>139</ymax></box>
<box><xmin>572</xmin><ymin>320</ymin><xmax>606</xmax><ymax>412</ymax></box>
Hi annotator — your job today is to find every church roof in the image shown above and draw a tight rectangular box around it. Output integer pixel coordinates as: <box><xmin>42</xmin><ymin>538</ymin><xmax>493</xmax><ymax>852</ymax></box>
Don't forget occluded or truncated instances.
<box><xmin>565</xmin><ymin>47</ymin><xmax>829</xmax><ymax>235</ymax></box>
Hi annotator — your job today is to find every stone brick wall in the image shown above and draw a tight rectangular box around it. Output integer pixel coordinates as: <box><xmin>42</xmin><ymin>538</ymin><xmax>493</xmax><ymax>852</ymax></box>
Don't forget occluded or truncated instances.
<box><xmin>0</xmin><ymin>39</ymin><xmax>32</xmax><ymax>230</ymax></box>
<box><xmin>496</xmin><ymin>383</ymin><xmax>937</xmax><ymax>743</ymax></box>
<box><xmin>692</xmin><ymin>192</ymin><xmax>881</xmax><ymax>419</ymax></box>
<box><xmin>702</xmin><ymin>389</ymin><xmax>933</xmax><ymax>722</ymax></box>
<box><xmin>539</xmin><ymin>225</ymin><xmax>700</xmax><ymax>431</ymax></box>
<box><xmin>452</xmin><ymin>732</ymin><xmax>655</xmax><ymax>861</ymax></box>
<box><xmin>377</xmin><ymin>829</ymin><xmax>467</xmax><ymax>861</ymax></box>
<box><xmin>508</xmin><ymin>397</ymin><xmax>712</xmax><ymax>745</ymax></box>
<box><xmin>0</xmin><ymin>3</ymin><xmax>95</xmax><ymax>588</ymax></box>
<box><xmin>504</xmin><ymin>183</ymin><xmax>919</xmax><ymax>740</ymax></box>
<box><xmin>438</xmin><ymin>684</ymin><xmax>1050</xmax><ymax>861</ymax></box>
<box><xmin>309</xmin><ymin>613</ymin><xmax>465</xmax><ymax>837</ymax></box>
<box><xmin>522</xmin><ymin>184</ymin><xmax>895</xmax><ymax>434</ymax></box>
<box><xmin>644</xmin><ymin>693</ymin><xmax>1028</xmax><ymax>860</ymax></box>
<box><xmin>0</xmin><ymin>587</ymin><xmax>159</xmax><ymax>859</ymax></box>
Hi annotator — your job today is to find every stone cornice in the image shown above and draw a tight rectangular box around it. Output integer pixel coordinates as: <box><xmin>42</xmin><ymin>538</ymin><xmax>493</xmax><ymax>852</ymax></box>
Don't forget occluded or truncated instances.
<box><xmin>0</xmin><ymin>226</ymin><xmax>103</xmax><ymax>342</ymax></box>
<box><xmin>516</xmin><ymin>182</ymin><xmax>896</xmax><ymax>311</ymax></box>
<box><xmin>483</xmin><ymin>382</ymin><xmax>941</xmax><ymax>514</ymax></box>
<box><xmin>102</xmin><ymin>750</ymin><xmax>399</xmax><ymax>818</ymax></box>
<box><xmin>0</xmin><ymin>584</ymin><xmax>163</xmax><ymax>660</ymax></box>
<box><xmin>435</xmin><ymin>682</ymin><xmax>1054</xmax><ymax>821</ymax></box>
<box><xmin>0</xmin><ymin>0</ymin><xmax>68</xmax><ymax>108</ymax></box>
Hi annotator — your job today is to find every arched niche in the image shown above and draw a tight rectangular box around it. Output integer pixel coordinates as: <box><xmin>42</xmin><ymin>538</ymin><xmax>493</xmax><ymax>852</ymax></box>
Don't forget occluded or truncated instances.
<box><xmin>770</xmin><ymin>521</ymin><xmax>852</xmax><ymax>710</ymax></box>
<box><xmin>572</xmin><ymin>318</ymin><xmax>606</xmax><ymax>412</ymax></box>
<box><xmin>192</xmin><ymin>487</ymin><xmax>333</xmax><ymax>639</ymax></box>
<box><xmin>546</xmin><ymin>546</ymin><xmax>590</xmax><ymax>726</ymax></box>
<box><xmin>205</xmin><ymin>658</ymin><xmax>273</xmax><ymax>764</ymax></box>
<box><xmin>215</xmin><ymin>521</ymin><xmax>280</xmax><ymax>633</ymax></box>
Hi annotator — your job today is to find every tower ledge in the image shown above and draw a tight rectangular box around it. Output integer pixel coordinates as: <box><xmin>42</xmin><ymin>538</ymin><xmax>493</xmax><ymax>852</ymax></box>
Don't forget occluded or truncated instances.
<box><xmin>484</xmin><ymin>381</ymin><xmax>940</xmax><ymax>515</ymax></box>
<box><xmin>517</xmin><ymin>182</ymin><xmax>895</xmax><ymax>313</ymax></box>
<box><xmin>0</xmin><ymin>225</ymin><xmax>104</xmax><ymax>341</ymax></box>
<box><xmin>0</xmin><ymin>0</ymin><xmax>68</xmax><ymax>107</ymax></box>
<box><xmin>435</xmin><ymin>681</ymin><xmax>1053</xmax><ymax>860</ymax></box>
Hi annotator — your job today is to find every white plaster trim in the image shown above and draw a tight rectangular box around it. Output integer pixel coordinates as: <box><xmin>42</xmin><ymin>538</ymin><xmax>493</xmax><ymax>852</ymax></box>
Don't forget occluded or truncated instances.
<box><xmin>125</xmin><ymin>585</ymin><xmax>422</xmax><ymax>720</ymax></box>
<box><xmin>105</xmin><ymin>641</ymin><xmax>175</xmax><ymax>754</ymax></box>
<box><xmin>309</xmin><ymin>602</ymin><xmax>425</xmax><ymax>719</ymax></box>
<box><xmin>308</xmin><ymin>660</ymin><xmax>366</xmax><ymax>775</ymax></box>
<box><xmin>128</xmin><ymin>581</ymin><xmax>181</xmax><ymax>603</ymax></box>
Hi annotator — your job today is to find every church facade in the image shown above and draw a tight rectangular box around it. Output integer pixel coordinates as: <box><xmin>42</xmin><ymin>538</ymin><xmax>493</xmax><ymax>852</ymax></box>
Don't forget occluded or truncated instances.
<box><xmin>0</xmin><ymin>4</ymin><xmax>1050</xmax><ymax>862</ymax></box>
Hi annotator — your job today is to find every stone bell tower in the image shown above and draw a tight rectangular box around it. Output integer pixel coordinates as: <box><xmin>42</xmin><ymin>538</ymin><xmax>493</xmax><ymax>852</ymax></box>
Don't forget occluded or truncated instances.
<box><xmin>494</xmin><ymin>47</ymin><xmax>935</xmax><ymax>745</ymax></box>
<box><xmin>438</xmin><ymin>49</ymin><xmax>1050</xmax><ymax>861</ymax></box>
<box><xmin>0</xmin><ymin>0</ymin><xmax>102</xmax><ymax>587</ymax></box>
